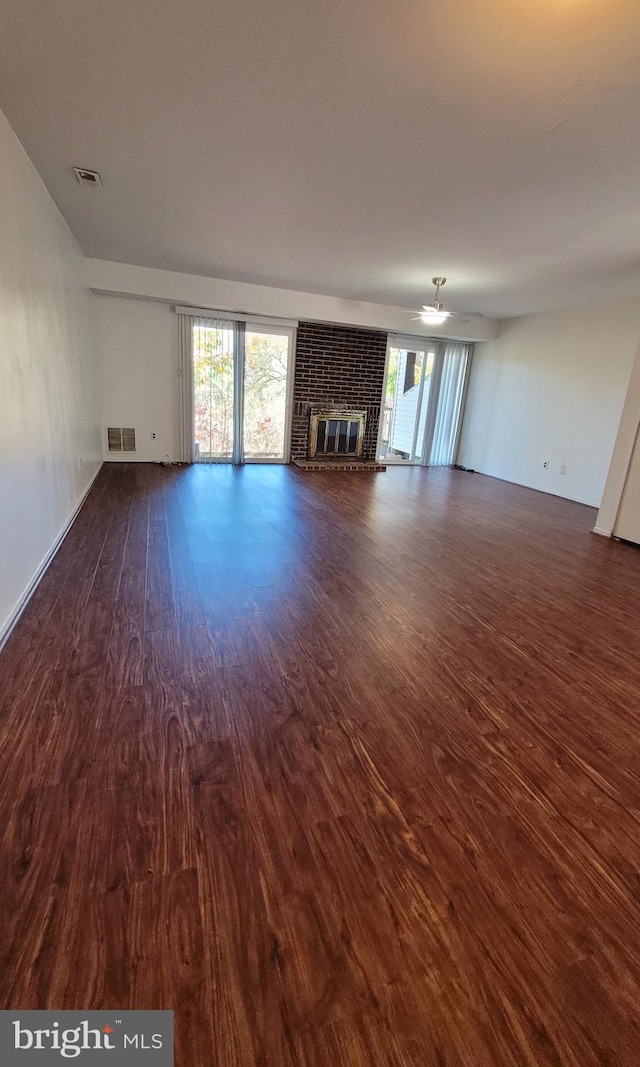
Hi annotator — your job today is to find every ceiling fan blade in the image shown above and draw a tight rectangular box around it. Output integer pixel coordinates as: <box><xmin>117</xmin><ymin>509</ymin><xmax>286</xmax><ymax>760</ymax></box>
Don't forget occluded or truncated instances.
<box><xmin>407</xmin><ymin>311</ymin><xmax>473</xmax><ymax>324</ymax></box>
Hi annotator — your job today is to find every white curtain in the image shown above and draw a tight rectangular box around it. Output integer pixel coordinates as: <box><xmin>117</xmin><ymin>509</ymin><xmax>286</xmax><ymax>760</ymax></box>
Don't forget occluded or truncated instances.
<box><xmin>429</xmin><ymin>342</ymin><xmax>472</xmax><ymax>466</ymax></box>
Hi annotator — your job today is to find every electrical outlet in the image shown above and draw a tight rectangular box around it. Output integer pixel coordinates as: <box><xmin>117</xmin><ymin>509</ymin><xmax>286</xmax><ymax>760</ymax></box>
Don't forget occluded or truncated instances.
<box><xmin>151</xmin><ymin>432</ymin><xmax>156</xmax><ymax>440</ymax></box>
<box><xmin>560</xmin><ymin>465</ymin><xmax>566</xmax><ymax>475</ymax></box>
<box><xmin>543</xmin><ymin>460</ymin><xmax>549</xmax><ymax>469</ymax></box>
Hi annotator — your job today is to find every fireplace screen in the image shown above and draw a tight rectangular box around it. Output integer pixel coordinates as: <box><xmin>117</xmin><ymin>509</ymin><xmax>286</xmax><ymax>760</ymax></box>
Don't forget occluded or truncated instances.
<box><xmin>309</xmin><ymin>410</ymin><xmax>366</xmax><ymax>458</ymax></box>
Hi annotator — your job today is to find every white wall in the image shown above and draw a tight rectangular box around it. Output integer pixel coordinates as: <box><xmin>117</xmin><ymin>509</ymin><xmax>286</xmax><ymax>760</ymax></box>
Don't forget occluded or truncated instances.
<box><xmin>458</xmin><ymin>299</ymin><xmax>640</xmax><ymax>507</ymax></box>
<box><xmin>0</xmin><ymin>108</ymin><xmax>101</xmax><ymax>642</ymax></box>
<box><xmin>85</xmin><ymin>258</ymin><xmax>499</xmax><ymax>343</ymax></box>
<box><xmin>94</xmin><ymin>296</ymin><xmax>179</xmax><ymax>462</ymax></box>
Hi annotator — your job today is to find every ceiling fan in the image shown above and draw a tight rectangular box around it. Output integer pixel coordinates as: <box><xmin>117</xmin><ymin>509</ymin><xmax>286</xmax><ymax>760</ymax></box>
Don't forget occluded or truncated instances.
<box><xmin>410</xmin><ymin>277</ymin><xmax>478</xmax><ymax>326</ymax></box>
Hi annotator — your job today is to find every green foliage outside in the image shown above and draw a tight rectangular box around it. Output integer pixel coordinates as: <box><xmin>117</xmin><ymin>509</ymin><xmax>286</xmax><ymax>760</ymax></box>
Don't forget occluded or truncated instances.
<box><xmin>193</xmin><ymin>326</ymin><xmax>288</xmax><ymax>459</ymax></box>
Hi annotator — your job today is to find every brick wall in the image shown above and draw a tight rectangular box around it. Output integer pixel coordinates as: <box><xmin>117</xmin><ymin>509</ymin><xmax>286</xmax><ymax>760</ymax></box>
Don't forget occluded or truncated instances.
<box><xmin>291</xmin><ymin>322</ymin><xmax>388</xmax><ymax>461</ymax></box>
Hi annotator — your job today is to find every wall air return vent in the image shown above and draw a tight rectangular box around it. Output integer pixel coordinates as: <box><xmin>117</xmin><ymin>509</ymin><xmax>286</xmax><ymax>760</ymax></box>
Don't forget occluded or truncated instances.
<box><xmin>73</xmin><ymin>167</ymin><xmax>102</xmax><ymax>187</ymax></box>
<box><xmin>107</xmin><ymin>427</ymin><xmax>136</xmax><ymax>452</ymax></box>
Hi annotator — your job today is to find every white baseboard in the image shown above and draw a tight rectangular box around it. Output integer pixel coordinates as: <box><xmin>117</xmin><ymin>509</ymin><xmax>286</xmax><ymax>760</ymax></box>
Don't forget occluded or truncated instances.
<box><xmin>0</xmin><ymin>463</ymin><xmax>103</xmax><ymax>653</ymax></box>
<box><xmin>591</xmin><ymin>526</ymin><xmax>612</xmax><ymax>538</ymax></box>
<box><xmin>469</xmin><ymin>469</ymin><xmax>599</xmax><ymax>509</ymax></box>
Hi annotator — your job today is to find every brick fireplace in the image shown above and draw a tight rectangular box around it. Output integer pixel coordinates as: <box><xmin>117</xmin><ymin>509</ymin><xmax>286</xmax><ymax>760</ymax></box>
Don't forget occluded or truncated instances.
<box><xmin>290</xmin><ymin>322</ymin><xmax>388</xmax><ymax>463</ymax></box>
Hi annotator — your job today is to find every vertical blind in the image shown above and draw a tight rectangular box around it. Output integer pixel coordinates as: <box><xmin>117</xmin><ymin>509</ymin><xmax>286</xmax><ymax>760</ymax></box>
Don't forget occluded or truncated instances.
<box><xmin>178</xmin><ymin>313</ymin><xmax>236</xmax><ymax>463</ymax></box>
<box><xmin>429</xmin><ymin>341</ymin><xmax>471</xmax><ymax>466</ymax></box>
<box><xmin>178</xmin><ymin>313</ymin><xmax>194</xmax><ymax>462</ymax></box>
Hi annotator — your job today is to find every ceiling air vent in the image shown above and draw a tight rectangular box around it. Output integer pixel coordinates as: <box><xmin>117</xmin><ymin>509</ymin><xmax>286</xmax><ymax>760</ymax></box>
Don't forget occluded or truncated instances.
<box><xmin>107</xmin><ymin>427</ymin><xmax>136</xmax><ymax>453</ymax></box>
<box><xmin>73</xmin><ymin>166</ymin><xmax>102</xmax><ymax>187</ymax></box>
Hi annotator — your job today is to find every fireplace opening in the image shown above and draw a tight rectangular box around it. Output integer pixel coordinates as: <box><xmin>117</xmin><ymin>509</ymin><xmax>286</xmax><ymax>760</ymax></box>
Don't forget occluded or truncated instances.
<box><xmin>309</xmin><ymin>410</ymin><xmax>366</xmax><ymax>459</ymax></box>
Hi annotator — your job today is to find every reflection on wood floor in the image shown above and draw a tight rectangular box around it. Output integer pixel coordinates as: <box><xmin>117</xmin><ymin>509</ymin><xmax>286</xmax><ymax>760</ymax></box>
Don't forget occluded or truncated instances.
<box><xmin>2</xmin><ymin>461</ymin><xmax>640</xmax><ymax>1065</ymax></box>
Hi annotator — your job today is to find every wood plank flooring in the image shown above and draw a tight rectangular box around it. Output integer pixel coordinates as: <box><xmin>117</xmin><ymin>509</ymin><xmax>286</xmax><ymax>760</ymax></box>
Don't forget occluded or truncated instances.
<box><xmin>2</xmin><ymin>461</ymin><xmax>640</xmax><ymax>1064</ymax></box>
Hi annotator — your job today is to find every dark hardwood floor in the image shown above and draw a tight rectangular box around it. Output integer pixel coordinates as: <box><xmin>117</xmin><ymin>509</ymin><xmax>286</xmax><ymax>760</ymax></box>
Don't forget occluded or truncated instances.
<box><xmin>2</xmin><ymin>461</ymin><xmax>640</xmax><ymax>1064</ymax></box>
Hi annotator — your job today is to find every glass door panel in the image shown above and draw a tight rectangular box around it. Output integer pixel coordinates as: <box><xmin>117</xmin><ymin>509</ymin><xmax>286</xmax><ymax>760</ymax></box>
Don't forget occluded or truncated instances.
<box><xmin>380</xmin><ymin>344</ymin><xmax>435</xmax><ymax>463</ymax></box>
<box><xmin>193</xmin><ymin>319</ymin><xmax>235</xmax><ymax>462</ymax></box>
<box><xmin>380</xmin><ymin>347</ymin><xmax>400</xmax><ymax>458</ymax></box>
<box><xmin>243</xmin><ymin>328</ymin><xmax>291</xmax><ymax>460</ymax></box>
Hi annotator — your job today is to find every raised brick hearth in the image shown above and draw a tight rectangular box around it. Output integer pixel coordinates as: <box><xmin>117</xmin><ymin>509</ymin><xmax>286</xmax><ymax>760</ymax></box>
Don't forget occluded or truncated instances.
<box><xmin>291</xmin><ymin>457</ymin><xmax>387</xmax><ymax>472</ymax></box>
<box><xmin>291</xmin><ymin>322</ymin><xmax>388</xmax><ymax>463</ymax></box>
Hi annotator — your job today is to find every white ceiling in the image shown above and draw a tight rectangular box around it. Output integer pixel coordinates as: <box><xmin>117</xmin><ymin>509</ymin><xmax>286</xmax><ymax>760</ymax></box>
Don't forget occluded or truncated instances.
<box><xmin>1</xmin><ymin>0</ymin><xmax>640</xmax><ymax>318</ymax></box>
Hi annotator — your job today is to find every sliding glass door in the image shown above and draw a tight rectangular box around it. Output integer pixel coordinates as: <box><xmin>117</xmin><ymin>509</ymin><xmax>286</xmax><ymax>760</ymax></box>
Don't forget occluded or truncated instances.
<box><xmin>191</xmin><ymin>317</ymin><xmax>294</xmax><ymax>464</ymax></box>
<box><xmin>379</xmin><ymin>340</ymin><xmax>437</xmax><ymax>463</ymax></box>
<box><xmin>378</xmin><ymin>337</ymin><xmax>470</xmax><ymax>466</ymax></box>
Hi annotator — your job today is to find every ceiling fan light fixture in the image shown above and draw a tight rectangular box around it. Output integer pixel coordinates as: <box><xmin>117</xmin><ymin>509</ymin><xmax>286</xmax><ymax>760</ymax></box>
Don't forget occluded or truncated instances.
<box><xmin>410</xmin><ymin>277</ymin><xmax>473</xmax><ymax>326</ymax></box>
<box><xmin>420</xmin><ymin>307</ymin><xmax>449</xmax><ymax>326</ymax></box>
